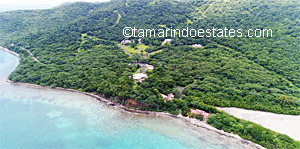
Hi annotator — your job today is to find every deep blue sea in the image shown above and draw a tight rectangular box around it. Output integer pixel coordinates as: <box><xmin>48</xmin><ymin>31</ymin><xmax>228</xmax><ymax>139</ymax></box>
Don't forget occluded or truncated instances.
<box><xmin>0</xmin><ymin>49</ymin><xmax>256</xmax><ymax>148</ymax></box>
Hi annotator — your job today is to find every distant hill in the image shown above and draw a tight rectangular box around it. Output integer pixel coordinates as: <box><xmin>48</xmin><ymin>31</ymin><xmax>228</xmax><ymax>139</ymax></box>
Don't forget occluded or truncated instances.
<box><xmin>1</xmin><ymin>0</ymin><xmax>299</xmax><ymax>113</ymax></box>
<box><xmin>53</xmin><ymin>2</ymin><xmax>82</xmax><ymax>8</ymax></box>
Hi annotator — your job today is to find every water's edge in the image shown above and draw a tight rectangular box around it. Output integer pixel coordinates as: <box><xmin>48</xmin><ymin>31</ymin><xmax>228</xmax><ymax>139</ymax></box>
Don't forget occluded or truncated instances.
<box><xmin>0</xmin><ymin>47</ymin><xmax>264</xmax><ymax>149</ymax></box>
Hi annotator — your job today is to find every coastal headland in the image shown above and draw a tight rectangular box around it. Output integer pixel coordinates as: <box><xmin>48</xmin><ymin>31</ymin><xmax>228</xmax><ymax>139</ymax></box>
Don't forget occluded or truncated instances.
<box><xmin>0</xmin><ymin>47</ymin><xmax>264</xmax><ymax>149</ymax></box>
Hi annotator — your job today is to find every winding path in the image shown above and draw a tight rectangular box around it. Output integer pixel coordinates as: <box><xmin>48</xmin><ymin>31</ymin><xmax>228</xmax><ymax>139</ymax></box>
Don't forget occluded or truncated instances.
<box><xmin>119</xmin><ymin>45</ymin><xmax>133</xmax><ymax>57</ymax></box>
<box><xmin>21</xmin><ymin>47</ymin><xmax>43</xmax><ymax>64</ymax></box>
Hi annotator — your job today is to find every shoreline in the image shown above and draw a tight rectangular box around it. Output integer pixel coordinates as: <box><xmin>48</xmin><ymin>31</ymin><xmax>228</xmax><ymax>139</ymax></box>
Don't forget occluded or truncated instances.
<box><xmin>1</xmin><ymin>46</ymin><xmax>264</xmax><ymax>149</ymax></box>
<box><xmin>0</xmin><ymin>46</ymin><xmax>20</xmax><ymax>59</ymax></box>
<box><xmin>217</xmin><ymin>107</ymin><xmax>300</xmax><ymax>141</ymax></box>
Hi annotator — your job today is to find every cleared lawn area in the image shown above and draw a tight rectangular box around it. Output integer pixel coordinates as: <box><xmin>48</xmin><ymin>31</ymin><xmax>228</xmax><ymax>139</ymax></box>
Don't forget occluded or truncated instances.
<box><xmin>119</xmin><ymin>44</ymin><xmax>149</xmax><ymax>55</ymax></box>
<box><xmin>149</xmin><ymin>49</ymin><xmax>163</xmax><ymax>55</ymax></box>
<box><xmin>135</xmin><ymin>67</ymin><xmax>143</xmax><ymax>73</ymax></box>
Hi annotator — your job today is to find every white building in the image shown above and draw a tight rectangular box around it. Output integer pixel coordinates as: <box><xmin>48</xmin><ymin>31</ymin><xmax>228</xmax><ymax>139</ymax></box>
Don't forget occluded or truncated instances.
<box><xmin>162</xmin><ymin>39</ymin><xmax>172</xmax><ymax>45</ymax></box>
<box><xmin>121</xmin><ymin>40</ymin><xmax>133</xmax><ymax>45</ymax></box>
<box><xmin>133</xmin><ymin>73</ymin><xmax>148</xmax><ymax>82</ymax></box>
<box><xmin>192</xmin><ymin>44</ymin><xmax>203</xmax><ymax>48</ymax></box>
<box><xmin>161</xmin><ymin>93</ymin><xmax>175</xmax><ymax>102</ymax></box>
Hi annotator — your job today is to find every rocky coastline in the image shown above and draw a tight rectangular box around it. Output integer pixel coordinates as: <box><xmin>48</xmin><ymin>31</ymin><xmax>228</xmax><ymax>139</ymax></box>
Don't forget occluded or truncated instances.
<box><xmin>1</xmin><ymin>47</ymin><xmax>264</xmax><ymax>149</ymax></box>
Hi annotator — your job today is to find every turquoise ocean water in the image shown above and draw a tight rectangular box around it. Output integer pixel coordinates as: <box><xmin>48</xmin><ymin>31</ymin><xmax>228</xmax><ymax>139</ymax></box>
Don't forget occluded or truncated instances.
<box><xmin>0</xmin><ymin>50</ymin><xmax>256</xmax><ymax>149</ymax></box>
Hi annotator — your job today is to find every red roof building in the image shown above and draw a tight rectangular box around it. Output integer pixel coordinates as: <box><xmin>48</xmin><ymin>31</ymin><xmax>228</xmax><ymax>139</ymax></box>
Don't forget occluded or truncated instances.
<box><xmin>161</xmin><ymin>93</ymin><xmax>175</xmax><ymax>102</ymax></box>
<box><xmin>190</xmin><ymin>109</ymin><xmax>210</xmax><ymax>119</ymax></box>
<box><xmin>167</xmin><ymin>93</ymin><xmax>174</xmax><ymax>101</ymax></box>
<box><xmin>146</xmin><ymin>65</ymin><xmax>154</xmax><ymax>70</ymax></box>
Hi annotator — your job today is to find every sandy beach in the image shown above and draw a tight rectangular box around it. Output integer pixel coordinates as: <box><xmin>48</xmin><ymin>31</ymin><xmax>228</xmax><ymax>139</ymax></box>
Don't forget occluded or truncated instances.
<box><xmin>217</xmin><ymin>107</ymin><xmax>300</xmax><ymax>141</ymax></box>
<box><xmin>0</xmin><ymin>46</ymin><xmax>20</xmax><ymax>58</ymax></box>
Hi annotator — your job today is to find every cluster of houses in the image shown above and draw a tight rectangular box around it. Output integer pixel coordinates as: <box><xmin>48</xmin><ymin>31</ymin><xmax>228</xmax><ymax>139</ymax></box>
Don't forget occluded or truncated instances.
<box><xmin>131</xmin><ymin>64</ymin><xmax>175</xmax><ymax>103</ymax></box>
<box><xmin>129</xmin><ymin>60</ymin><xmax>210</xmax><ymax>119</ymax></box>
<box><xmin>190</xmin><ymin>109</ymin><xmax>210</xmax><ymax>119</ymax></box>
<box><xmin>122</xmin><ymin>38</ymin><xmax>172</xmax><ymax>46</ymax></box>
<box><xmin>132</xmin><ymin>64</ymin><xmax>154</xmax><ymax>82</ymax></box>
<box><xmin>122</xmin><ymin>38</ymin><xmax>209</xmax><ymax>119</ymax></box>
<box><xmin>122</xmin><ymin>39</ymin><xmax>173</xmax><ymax>46</ymax></box>
<box><xmin>121</xmin><ymin>38</ymin><xmax>144</xmax><ymax>45</ymax></box>
<box><xmin>161</xmin><ymin>39</ymin><xmax>203</xmax><ymax>48</ymax></box>
<box><xmin>121</xmin><ymin>39</ymin><xmax>133</xmax><ymax>45</ymax></box>
<box><xmin>122</xmin><ymin>39</ymin><xmax>203</xmax><ymax>49</ymax></box>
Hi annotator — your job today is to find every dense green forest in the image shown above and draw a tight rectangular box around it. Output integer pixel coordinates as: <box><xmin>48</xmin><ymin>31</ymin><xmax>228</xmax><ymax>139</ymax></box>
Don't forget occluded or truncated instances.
<box><xmin>0</xmin><ymin>0</ymin><xmax>299</xmax><ymax>148</ymax></box>
<box><xmin>149</xmin><ymin>45</ymin><xmax>300</xmax><ymax>115</ymax></box>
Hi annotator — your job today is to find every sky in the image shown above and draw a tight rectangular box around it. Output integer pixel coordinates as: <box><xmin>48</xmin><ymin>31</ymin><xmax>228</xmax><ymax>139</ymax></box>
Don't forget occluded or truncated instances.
<box><xmin>0</xmin><ymin>0</ymin><xmax>110</xmax><ymax>12</ymax></box>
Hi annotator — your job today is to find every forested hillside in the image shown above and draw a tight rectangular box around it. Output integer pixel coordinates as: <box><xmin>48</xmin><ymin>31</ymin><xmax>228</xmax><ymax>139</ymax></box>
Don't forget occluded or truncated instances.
<box><xmin>0</xmin><ymin>3</ymin><xmax>103</xmax><ymax>43</ymax></box>
<box><xmin>0</xmin><ymin>0</ymin><xmax>299</xmax><ymax>148</ymax></box>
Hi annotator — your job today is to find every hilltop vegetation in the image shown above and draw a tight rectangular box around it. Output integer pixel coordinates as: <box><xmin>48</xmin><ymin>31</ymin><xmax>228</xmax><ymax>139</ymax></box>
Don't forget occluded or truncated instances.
<box><xmin>0</xmin><ymin>0</ymin><xmax>299</xmax><ymax>148</ymax></box>
<box><xmin>0</xmin><ymin>2</ymin><xmax>101</xmax><ymax>43</ymax></box>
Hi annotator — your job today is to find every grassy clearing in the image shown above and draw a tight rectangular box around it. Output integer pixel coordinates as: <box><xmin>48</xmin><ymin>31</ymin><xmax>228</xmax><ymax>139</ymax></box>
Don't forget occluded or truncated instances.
<box><xmin>120</xmin><ymin>44</ymin><xmax>149</xmax><ymax>55</ymax></box>
<box><xmin>75</xmin><ymin>34</ymin><xmax>89</xmax><ymax>58</ymax></box>
<box><xmin>186</xmin><ymin>18</ymin><xmax>193</xmax><ymax>24</ymax></box>
<box><xmin>112</xmin><ymin>12</ymin><xmax>121</xmax><ymax>27</ymax></box>
<box><xmin>149</xmin><ymin>49</ymin><xmax>163</xmax><ymax>55</ymax></box>
<box><xmin>157</xmin><ymin>24</ymin><xmax>167</xmax><ymax>28</ymax></box>
<box><xmin>137</xmin><ymin>44</ymin><xmax>149</xmax><ymax>51</ymax></box>
<box><xmin>77</xmin><ymin>34</ymin><xmax>104</xmax><ymax>58</ymax></box>
<box><xmin>135</xmin><ymin>67</ymin><xmax>143</xmax><ymax>73</ymax></box>
<box><xmin>116</xmin><ymin>13</ymin><xmax>121</xmax><ymax>24</ymax></box>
